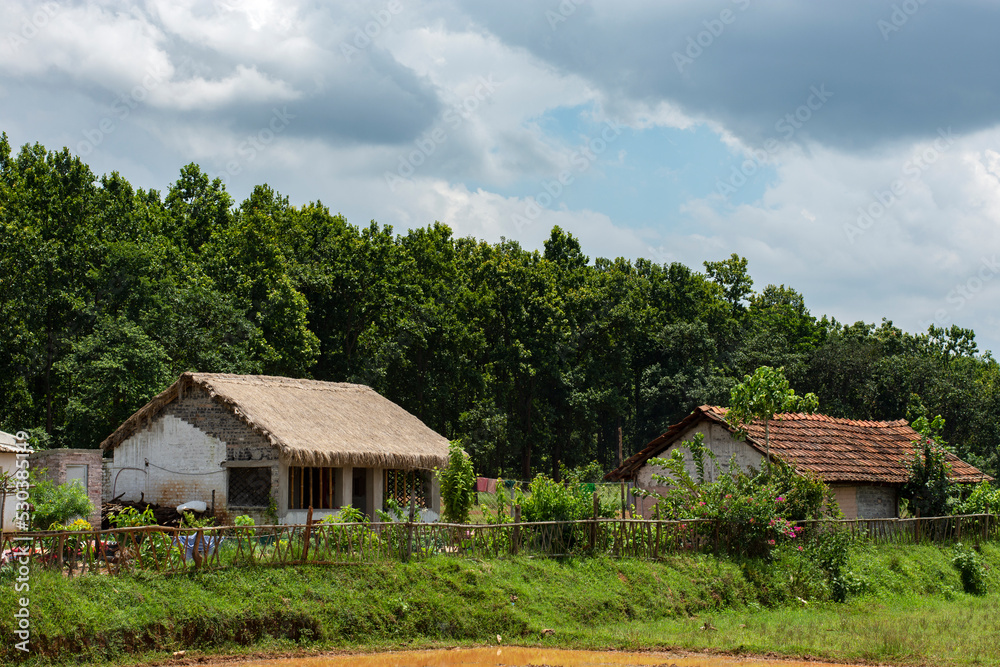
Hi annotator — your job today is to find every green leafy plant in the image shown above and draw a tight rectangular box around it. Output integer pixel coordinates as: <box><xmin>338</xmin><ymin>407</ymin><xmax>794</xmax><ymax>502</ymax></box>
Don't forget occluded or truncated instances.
<box><xmin>567</xmin><ymin>460</ymin><xmax>606</xmax><ymax>483</ymax></box>
<box><xmin>376</xmin><ymin>497</ymin><xmax>406</xmax><ymax>523</ymax></box>
<box><xmin>436</xmin><ymin>439</ymin><xmax>476</xmax><ymax>524</ymax></box>
<box><xmin>519</xmin><ymin>475</ymin><xmax>591</xmax><ymax>523</ymax></box>
<box><xmin>107</xmin><ymin>505</ymin><xmax>156</xmax><ymax>528</ymax></box>
<box><xmin>29</xmin><ymin>473</ymin><xmax>95</xmax><ymax>530</ymax></box>
<box><xmin>234</xmin><ymin>514</ymin><xmax>256</xmax><ymax>527</ymax></box>
<box><xmin>182</xmin><ymin>512</ymin><xmax>216</xmax><ymax>528</ymax></box>
<box><xmin>955</xmin><ymin>481</ymin><xmax>1000</xmax><ymax>515</ymax></box>
<box><xmin>641</xmin><ymin>433</ymin><xmax>836</xmax><ymax>557</ymax></box>
<box><xmin>901</xmin><ymin>414</ymin><xmax>954</xmax><ymax>517</ymax></box>
<box><xmin>48</xmin><ymin>518</ymin><xmax>92</xmax><ymax>532</ymax></box>
<box><xmin>325</xmin><ymin>505</ymin><xmax>367</xmax><ymax>524</ymax></box>
<box><xmin>804</xmin><ymin>527</ymin><xmax>858</xmax><ymax>602</ymax></box>
<box><xmin>952</xmin><ymin>542</ymin><xmax>988</xmax><ymax>595</ymax></box>
<box><xmin>265</xmin><ymin>494</ymin><xmax>279</xmax><ymax>525</ymax></box>
<box><xmin>728</xmin><ymin>365</ymin><xmax>819</xmax><ymax>477</ymax></box>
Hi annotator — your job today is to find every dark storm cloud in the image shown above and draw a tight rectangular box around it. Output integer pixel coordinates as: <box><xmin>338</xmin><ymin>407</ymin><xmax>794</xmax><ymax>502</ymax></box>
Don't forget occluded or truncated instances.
<box><xmin>454</xmin><ymin>0</ymin><xmax>1000</xmax><ymax>150</ymax></box>
<box><xmin>167</xmin><ymin>49</ymin><xmax>442</xmax><ymax>146</ymax></box>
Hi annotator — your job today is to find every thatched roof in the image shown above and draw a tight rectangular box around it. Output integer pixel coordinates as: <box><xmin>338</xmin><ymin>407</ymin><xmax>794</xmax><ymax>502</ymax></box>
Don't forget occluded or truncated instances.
<box><xmin>606</xmin><ymin>405</ymin><xmax>991</xmax><ymax>485</ymax></box>
<box><xmin>101</xmin><ymin>373</ymin><xmax>450</xmax><ymax>469</ymax></box>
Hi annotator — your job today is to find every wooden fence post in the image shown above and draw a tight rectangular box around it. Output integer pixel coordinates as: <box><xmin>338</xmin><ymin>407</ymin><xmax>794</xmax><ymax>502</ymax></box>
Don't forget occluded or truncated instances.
<box><xmin>302</xmin><ymin>506</ymin><xmax>313</xmax><ymax>562</ymax></box>
<box><xmin>654</xmin><ymin>505</ymin><xmax>661</xmax><ymax>559</ymax></box>
<box><xmin>406</xmin><ymin>484</ymin><xmax>417</xmax><ymax>561</ymax></box>
<box><xmin>590</xmin><ymin>494</ymin><xmax>598</xmax><ymax>551</ymax></box>
<box><xmin>512</xmin><ymin>505</ymin><xmax>521</xmax><ymax>556</ymax></box>
<box><xmin>193</xmin><ymin>529</ymin><xmax>204</xmax><ymax>569</ymax></box>
<box><xmin>57</xmin><ymin>534</ymin><xmax>65</xmax><ymax>573</ymax></box>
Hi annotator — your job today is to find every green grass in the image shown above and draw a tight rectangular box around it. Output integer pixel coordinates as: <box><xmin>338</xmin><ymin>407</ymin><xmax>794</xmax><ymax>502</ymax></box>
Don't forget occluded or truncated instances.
<box><xmin>2</xmin><ymin>542</ymin><xmax>1000</xmax><ymax>665</ymax></box>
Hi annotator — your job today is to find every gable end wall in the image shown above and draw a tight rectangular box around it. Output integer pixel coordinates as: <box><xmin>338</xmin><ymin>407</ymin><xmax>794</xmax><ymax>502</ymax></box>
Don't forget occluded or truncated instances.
<box><xmin>633</xmin><ymin>422</ymin><xmax>763</xmax><ymax>517</ymax></box>
<box><xmin>110</xmin><ymin>386</ymin><xmax>280</xmax><ymax>521</ymax></box>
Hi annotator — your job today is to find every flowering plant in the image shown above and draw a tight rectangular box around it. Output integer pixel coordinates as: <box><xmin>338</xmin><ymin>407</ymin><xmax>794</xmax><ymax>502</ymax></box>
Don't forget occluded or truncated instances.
<box><xmin>640</xmin><ymin>433</ymin><xmax>837</xmax><ymax>556</ymax></box>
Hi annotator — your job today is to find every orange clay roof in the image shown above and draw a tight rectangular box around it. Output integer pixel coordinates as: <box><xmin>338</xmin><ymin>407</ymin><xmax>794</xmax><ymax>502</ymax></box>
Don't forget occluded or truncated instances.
<box><xmin>605</xmin><ymin>405</ymin><xmax>991</xmax><ymax>485</ymax></box>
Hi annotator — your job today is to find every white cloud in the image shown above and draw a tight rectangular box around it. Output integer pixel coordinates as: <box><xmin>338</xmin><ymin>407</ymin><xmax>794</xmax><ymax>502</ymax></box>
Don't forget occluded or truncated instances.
<box><xmin>153</xmin><ymin>65</ymin><xmax>300</xmax><ymax>111</ymax></box>
<box><xmin>3</xmin><ymin>0</ymin><xmax>1000</xmax><ymax>356</ymax></box>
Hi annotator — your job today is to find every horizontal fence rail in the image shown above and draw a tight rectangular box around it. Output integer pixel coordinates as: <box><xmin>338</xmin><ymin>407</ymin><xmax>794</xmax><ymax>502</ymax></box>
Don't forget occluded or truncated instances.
<box><xmin>1</xmin><ymin>513</ymin><xmax>995</xmax><ymax>577</ymax></box>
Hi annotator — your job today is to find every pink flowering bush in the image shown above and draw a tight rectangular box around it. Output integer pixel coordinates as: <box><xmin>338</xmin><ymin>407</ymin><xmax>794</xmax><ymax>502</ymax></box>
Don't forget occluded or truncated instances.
<box><xmin>640</xmin><ymin>433</ymin><xmax>838</xmax><ymax>557</ymax></box>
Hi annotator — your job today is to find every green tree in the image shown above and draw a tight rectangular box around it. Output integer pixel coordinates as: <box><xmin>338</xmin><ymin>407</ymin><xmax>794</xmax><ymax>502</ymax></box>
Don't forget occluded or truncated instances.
<box><xmin>901</xmin><ymin>414</ymin><xmax>954</xmax><ymax>517</ymax></box>
<box><xmin>56</xmin><ymin>315</ymin><xmax>173</xmax><ymax>447</ymax></box>
<box><xmin>436</xmin><ymin>440</ymin><xmax>476</xmax><ymax>524</ymax></box>
<box><xmin>728</xmin><ymin>366</ymin><xmax>819</xmax><ymax>476</ymax></box>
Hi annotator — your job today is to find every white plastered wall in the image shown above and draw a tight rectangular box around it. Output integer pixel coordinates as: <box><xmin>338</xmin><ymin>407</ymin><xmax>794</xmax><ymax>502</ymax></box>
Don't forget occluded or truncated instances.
<box><xmin>109</xmin><ymin>415</ymin><xmax>227</xmax><ymax>509</ymax></box>
<box><xmin>634</xmin><ymin>422</ymin><xmax>764</xmax><ymax>517</ymax></box>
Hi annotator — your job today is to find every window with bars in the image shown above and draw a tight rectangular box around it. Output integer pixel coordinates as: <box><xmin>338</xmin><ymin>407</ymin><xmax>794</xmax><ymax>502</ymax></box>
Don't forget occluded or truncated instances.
<box><xmin>228</xmin><ymin>467</ymin><xmax>272</xmax><ymax>507</ymax></box>
<box><xmin>288</xmin><ymin>466</ymin><xmax>337</xmax><ymax>510</ymax></box>
<box><xmin>384</xmin><ymin>469</ymin><xmax>428</xmax><ymax>509</ymax></box>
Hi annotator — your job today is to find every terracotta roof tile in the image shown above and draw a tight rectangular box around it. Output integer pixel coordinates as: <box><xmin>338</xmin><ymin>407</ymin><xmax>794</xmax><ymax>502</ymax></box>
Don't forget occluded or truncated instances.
<box><xmin>606</xmin><ymin>405</ymin><xmax>991</xmax><ymax>485</ymax></box>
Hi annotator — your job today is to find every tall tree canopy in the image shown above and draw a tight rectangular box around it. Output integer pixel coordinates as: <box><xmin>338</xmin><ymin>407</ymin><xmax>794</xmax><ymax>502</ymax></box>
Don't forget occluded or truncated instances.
<box><xmin>1</xmin><ymin>135</ymin><xmax>998</xmax><ymax>478</ymax></box>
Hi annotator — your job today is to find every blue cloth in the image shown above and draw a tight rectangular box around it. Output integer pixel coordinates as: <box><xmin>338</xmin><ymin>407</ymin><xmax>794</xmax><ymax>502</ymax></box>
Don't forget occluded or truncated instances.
<box><xmin>174</xmin><ymin>534</ymin><xmax>222</xmax><ymax>559</ymax></box>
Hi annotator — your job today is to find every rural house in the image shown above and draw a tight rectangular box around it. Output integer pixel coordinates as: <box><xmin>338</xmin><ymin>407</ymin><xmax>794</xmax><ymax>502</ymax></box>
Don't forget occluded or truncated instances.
<box><xmin>0</xmin><ymin>430</ymin><xmax>28</xmax><ymax>532</ymax></box>
<box><xmin>101</xmin><ymin>373</ymin><xmax>448</xmax><ymax>524</ymax></box>
<box><xmin>605</xmin><ymin>405</ymin><xmax>991</xmax><ymax>519</ymax></box>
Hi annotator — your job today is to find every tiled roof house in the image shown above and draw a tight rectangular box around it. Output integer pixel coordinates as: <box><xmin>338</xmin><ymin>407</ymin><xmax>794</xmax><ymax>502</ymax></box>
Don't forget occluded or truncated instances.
<box><xmin>606</xmin><ymin>405</ymin><xmax>990</xmax><ymax>519</ymax></box>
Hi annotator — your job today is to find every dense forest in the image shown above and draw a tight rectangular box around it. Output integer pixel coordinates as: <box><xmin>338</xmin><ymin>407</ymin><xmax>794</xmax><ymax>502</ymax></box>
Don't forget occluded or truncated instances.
<box><xmin>1</xmin><ymin>135</ymin><xmax>998</xmax><ymax>478</ymax></box>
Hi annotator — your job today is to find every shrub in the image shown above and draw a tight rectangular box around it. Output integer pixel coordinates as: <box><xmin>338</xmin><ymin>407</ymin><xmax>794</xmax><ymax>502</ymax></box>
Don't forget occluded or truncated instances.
<box><xmin>955</xmin><ymin>481</ymin><xmax>1000</xmax><ymax>515</ymax></box>
<box><xmin>804</xmin><ymin>527</ymin><xmax>859</xmax><ymax>602</ymax></box>
<box><xmin>901</xmin><ymin>414</ymin><xmax>955</xmax><ymax>517</ymax></box>
<box><xmin>324</xmin><ymin>505</ymin><xmax>367</xmax><ymax>524</ymax></box>
<box><xmin>436</xmin><ymin>439</ymin><xmax>476</xmax><ymax>524</ymax></box>
<box><xmin>47</xmin><ymin>519</ymin><xmax>92</xmax><ymax>532</ymax></box>
<box><xmin>182</xmin><ymin>512</ymin><xmax>216</xmax><ymax>528</ymax></box>
<box><xmin>29</xmin><ymin>476</ymin><xmax>95</xmax><ymax>530</ymax></box>
<box><xmin>519</xmin><ymin>475</ymin><xmax>591</xmax><ymax>523</ymax></box>
<box><xmin>234</xmin><ymin>515</ymin><xmax>255</xmax><ymax>527</ymax></box>
<box><xmin>107</xmin><ymin>505</ymin><xmax>156</xmax><ymax>528</ymax></box>
<box><xmin>952</xmin><ymin>543</ymin><xmax>988</xmax><ymax>595</ymax></box>
<box><xmin>641</xmin><ymin>433</ymin><xmax>836</xmax><ymax>557</ymax></box>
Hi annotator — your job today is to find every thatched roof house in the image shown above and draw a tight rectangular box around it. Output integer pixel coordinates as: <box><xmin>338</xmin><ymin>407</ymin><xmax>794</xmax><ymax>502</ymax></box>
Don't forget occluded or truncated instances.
<box><xmin>102</xmin><ymin>373</ymin><xmax>449</xmax><ymax>523</ymax></box>
<box><xmin>607</xmin><ymin>405</ymin><xmax>991</xmax><ymax>519</ymax></box>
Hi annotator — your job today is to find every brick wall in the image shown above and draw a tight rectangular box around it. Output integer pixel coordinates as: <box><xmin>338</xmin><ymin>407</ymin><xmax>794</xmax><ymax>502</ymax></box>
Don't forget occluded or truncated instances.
<box><xmin>856</xmin><ymin>485</ymin><xmax>897</xmax><ymax>519</ymax></box>
<box><xmin>831</xmin><ymin>485</ymin><xmax>858</xmax><ymax>519</ymax></box>
<box><xmin>109</xmin><ymin>385</ymin><xmax>280</xmax><ymax>523</ymax></box>
<box><xmin>29</xmin><ymin>449</ymin><xmax>103</xmax><ymax>528</ymax></box>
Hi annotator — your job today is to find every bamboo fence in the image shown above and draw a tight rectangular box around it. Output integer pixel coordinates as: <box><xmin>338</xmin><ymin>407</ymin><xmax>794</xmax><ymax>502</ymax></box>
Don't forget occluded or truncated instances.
<box><xmin>1</xmin><ymin>513</ymin><xmax>995</xmax><ymax>577</ymax></box>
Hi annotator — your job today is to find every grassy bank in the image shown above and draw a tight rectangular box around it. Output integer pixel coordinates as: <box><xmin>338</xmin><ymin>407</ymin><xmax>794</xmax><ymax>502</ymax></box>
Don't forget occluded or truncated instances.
<box><xmin>2</xmin><ymin>542</ymin><xmax>1000</xmax><ymax>665</ymax></box>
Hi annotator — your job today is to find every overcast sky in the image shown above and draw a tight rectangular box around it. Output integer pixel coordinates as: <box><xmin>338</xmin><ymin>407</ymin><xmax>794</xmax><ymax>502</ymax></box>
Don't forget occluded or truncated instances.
<box><xmin>3</xmin><ymin>0</ymin><xmax>999</xmax><ymax>354</ymax></box>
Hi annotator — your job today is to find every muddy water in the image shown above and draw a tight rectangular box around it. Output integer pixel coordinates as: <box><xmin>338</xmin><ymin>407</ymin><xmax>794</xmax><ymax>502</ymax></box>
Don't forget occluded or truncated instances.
<box><xmin>237</xmin><ymin>648</ymin><xmax>851</xmax><ymax>667</ymax></box>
